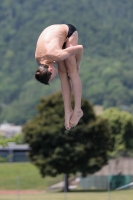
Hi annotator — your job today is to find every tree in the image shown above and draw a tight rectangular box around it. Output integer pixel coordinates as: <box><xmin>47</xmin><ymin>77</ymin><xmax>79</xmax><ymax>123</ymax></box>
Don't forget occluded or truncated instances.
<box><xmin>23</xmin><ymin>92</ymin><xmax>113</xmax><ymax>191</ymax></box>
<box><xmin>0</xmin><ymin>133</ymin><xmax>23</xmax><ymax>147</ymax></box>
<box><xmin>102</xmin><ymin>108</ymin><xmax>133</xmax><ymax>157</ymax></box>
<box><xmin>1</xmin><ymin>0</ymin><xmax>133</xmax><ymax>124</ymax></box>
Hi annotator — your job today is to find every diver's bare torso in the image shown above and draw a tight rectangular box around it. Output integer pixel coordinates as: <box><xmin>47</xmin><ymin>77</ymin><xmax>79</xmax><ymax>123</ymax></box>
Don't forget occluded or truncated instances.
<box><xmin>35</xmin><ymin>24</ymin><xmax>68</xmax><ymax>64</ymax></box>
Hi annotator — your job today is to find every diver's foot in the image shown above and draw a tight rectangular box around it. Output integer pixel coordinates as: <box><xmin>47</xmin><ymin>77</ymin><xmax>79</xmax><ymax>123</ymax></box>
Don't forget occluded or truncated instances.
<box><xmin>70</xmin><ymin>109</ymin><xmax>83</xmax><ymax>128</ymax></box>
<box><xmin>64</xmin><ymin>110</ymin><xmax>73</xmax><ymax>130</ymax></box>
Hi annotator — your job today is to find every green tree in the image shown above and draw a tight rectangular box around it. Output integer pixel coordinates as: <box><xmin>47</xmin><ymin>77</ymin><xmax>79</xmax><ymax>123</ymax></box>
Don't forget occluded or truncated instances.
<box><xmin>0</xmin><ymin>133</ymin><xmax>23</xmax><ymax>147</ymax></box>
<box><xmin>102</xmin><ymin>108</ymin><xmax>133</xmax><ymax>157</ymax></box>
<box><xmin>1</xmin><ymin>0</ymin><xmax>133</xmax><ymax>123</ymax></box>
<box><xmin>23</xmin><ymin>92</ymin><xmax>112</xmax><ymax>191</ymax></box>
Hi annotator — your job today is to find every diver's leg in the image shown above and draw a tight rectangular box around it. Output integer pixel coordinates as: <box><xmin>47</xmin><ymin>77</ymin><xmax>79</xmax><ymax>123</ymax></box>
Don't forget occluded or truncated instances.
<box><xmin>57</xmin><ymin>61</ymin><xmax>73</xmax><ymax>130</ymax></box>
<box><xmin>65</xmin><ymin>31</ymin><xmax>83</xmax><ymax>127</ymax></box>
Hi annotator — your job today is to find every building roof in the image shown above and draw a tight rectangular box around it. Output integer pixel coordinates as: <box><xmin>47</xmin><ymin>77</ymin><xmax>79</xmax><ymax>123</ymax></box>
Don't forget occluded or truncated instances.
<box><xmin>0</xmin><ymin>143</ymin><xmax>30</xmax><ymax>150</ymax></box>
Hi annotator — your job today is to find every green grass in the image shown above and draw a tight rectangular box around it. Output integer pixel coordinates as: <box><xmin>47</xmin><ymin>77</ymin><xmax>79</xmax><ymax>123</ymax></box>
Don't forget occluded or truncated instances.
<box><xmin>0</xmin><ymin>163</ymin><xmax>62</xmax><ymax>190</ymax></box>
<box><xmin>0</xmin><ymin>190</ymin><xmax>133</xmax><ymax>200</ymax></box>
<box><xmin>0</xmin><ymin>163</ymin><xmax>133</xmax><ymax>200</ymax></box>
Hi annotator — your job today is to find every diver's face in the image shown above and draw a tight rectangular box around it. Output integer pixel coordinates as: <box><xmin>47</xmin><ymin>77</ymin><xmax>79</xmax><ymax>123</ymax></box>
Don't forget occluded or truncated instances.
<box><xmin>48</xmin><ymin>65</ymin><xmax>57</xmax><ymax>82</ymax></box>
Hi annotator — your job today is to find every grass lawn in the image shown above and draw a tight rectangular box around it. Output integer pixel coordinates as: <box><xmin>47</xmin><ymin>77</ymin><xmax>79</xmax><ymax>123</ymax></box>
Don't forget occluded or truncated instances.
<box><xmin>0</xmin><ymin>162</ymin><xmax>62</xmax><ymax>190</ymax></box>
<box><xmin>0</xmin><ymin>163</ymin><xmax>133</xmax><ymax>200</ymax></box>
<box><xmin>0</xmin><ymin>190</ymin><xmax>133</xmax><ymax>200</ymax></box>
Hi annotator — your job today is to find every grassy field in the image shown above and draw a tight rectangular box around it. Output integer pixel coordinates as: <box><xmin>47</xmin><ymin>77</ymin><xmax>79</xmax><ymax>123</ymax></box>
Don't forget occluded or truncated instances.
<box><xmin>0</xmin><ymin>163</ymin><xmax>62</xmax><ymax>190</ymax></box>
<box><xmin>0</xmin><ymin>190</ymin><xmax>133</xmax><ymax>200</ymax></box>
<box><xmin>0</xmin><ymin>163</ymin><xmax>133</xmax><ymax>200</ymax></box>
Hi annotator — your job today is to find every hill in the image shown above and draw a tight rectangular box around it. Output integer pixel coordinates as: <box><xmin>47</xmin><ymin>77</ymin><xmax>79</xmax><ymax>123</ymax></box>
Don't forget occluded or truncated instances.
<box><xmin>0</xmin><ymin>0</ymin><xmax>133</xmax><ymax>124</ymax></box>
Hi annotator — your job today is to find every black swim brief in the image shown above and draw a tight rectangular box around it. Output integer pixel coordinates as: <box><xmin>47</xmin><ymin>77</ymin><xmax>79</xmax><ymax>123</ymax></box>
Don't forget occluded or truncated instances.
<box><xmin>62</xmin><ymin>24</ymin><xmax>77</xmax><ymax>49</ymax></box>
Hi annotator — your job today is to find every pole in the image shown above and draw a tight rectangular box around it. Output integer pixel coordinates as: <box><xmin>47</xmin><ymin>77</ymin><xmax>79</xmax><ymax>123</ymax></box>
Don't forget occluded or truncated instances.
<box><xmin>107</xmin><ymin>160</ymin><xmax>111</xmax><ymax>200</ymax></box>
<box><xmin>17</xmin><ymin>177</ymin><xmax>20</xmax><ymax>200</ymax></box>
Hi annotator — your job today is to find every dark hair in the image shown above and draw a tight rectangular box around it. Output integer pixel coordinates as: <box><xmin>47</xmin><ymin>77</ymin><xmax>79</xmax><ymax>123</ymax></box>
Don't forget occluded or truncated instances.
<box><xmin>34</xmin><ymin>64</ymin><xmax>52</xmax><ymax>85</ymax></box>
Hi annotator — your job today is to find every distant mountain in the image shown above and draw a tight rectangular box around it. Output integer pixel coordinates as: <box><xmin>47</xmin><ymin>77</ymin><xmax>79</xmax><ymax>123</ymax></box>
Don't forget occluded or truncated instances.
<box><xmin>0</xmin><ymin>0</ymin><xmax>133</xmax><ymax>124</ymax></box>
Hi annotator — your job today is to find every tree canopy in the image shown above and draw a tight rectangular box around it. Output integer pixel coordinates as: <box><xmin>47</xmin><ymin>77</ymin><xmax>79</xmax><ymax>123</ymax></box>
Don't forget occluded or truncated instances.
<box><xmin>102</xmin><ymin>108</ymin><xmax>133</xmax><ymax>157</ymax></box>
<box><xmin>0</xmin><ymin>0</ymin><xmax>133</xmax><ymax>124</ymax></box>
<box><xmin>23</xmin><ymin>92</ymin><xmax>113</xmax><ymax>191</ymax></box>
